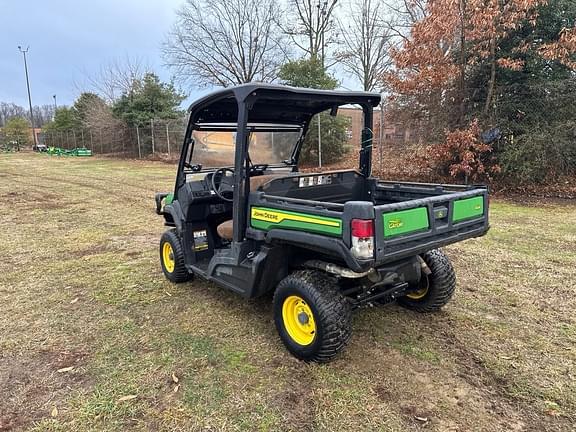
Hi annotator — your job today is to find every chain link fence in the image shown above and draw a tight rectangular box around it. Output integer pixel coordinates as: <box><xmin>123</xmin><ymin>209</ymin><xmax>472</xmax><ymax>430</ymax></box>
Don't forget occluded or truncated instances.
<box><xmin>40</xmin><ymin>119</ymin><xmax>187</xmax><ymax>160</ymax></box>
<box><xmin>34</xmin><ymin>85</ymin><xmax>575</xmax><ymax>183</ymax></box>
<box><xmin>34</xmin><ymin>110</ymin><xmax>416</xmax><ymax>177</ymax></box>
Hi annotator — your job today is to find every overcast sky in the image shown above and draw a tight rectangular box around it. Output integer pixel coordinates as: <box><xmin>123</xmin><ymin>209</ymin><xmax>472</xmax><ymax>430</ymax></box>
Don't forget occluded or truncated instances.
<box><xmin>1</xmin><ymin>0</ymin><xmax>362</xmax><ymax>111</ymax></box>
<box><xmin>0</xmin><ymin>0</ymin><xmax>210</xmax><ymax>108</ymax></box>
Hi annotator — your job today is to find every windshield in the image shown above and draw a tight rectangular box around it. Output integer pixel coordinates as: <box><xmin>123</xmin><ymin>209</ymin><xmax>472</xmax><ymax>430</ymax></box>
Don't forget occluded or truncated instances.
<box><xmin>189</xmin><ymin>128</ymin><xmax>301</xmax><ymax>168</ymax></box>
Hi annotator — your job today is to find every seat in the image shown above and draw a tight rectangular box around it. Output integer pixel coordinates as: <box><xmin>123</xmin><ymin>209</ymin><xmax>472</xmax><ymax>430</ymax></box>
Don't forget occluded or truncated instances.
<box><xmin>248</xmin><ymin>174</ymin><xmax>282</xmax><ymax>191</ymax></box>
<box><xmin>217</xmin><ymin>219</ymin><xmax>234</xmax><ymax>240</ymax></box>
<box><xmin>216</xmin><ymin>174</ymin><xmax>285</xmax><ymax>240</ymax></box>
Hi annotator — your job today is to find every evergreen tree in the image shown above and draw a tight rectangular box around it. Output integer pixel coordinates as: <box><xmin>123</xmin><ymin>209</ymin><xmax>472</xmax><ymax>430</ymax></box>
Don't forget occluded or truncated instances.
<box><xmin>278</xmin><ymin>58</ymin><xmax>350</xmax><ymax>165</ymax></box>
<box><xmin>44</xmin><ymin>107</ymin><xmax>81</xmax><ymax>132</ymax></box>
<box><xmin>112</xmin><ymin>73</ymin><xmax>186</xmax><ymax>126</ymax></box>
<box><xmin>73</xmin><ymin>92</ymin><xmax>107</xmax><ymax>126</ymax></box>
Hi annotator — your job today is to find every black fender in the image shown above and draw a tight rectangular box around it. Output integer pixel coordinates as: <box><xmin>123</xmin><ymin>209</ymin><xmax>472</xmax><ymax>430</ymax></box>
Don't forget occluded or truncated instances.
<box><xmin>264</xmin><ymin>229</ymin><xmax>373</xmax><ymax>272</ymax></box>
<box><xmin>155</xmin><ymin>192</ymin><xmax>170</xmax><ymax>214</ymax></box>
<box><xmin>163</xmin><ymin>202</ymin><xmax>185</xmax><ymax>233</ymax></box>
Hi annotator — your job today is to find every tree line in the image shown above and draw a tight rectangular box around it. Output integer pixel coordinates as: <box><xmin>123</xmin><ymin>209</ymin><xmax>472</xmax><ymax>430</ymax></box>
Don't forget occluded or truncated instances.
<box><xmin>387</xmin><ymin>0</ymin><xmax>576</xmax><ymax>184</ymax></box>
<box><xmin>45</xmin><ymin>73</ymin><xmax>185</xmax><ymax>133</ymax></box>
<box><xmin>161</xmin><ymin>0</ymin><xmax>575</xmax><ymax>183</ymax></box>
<box><xmin>0</xmin><ymin>102</ymin><xmax>55</xmax><ymax>128</ymax></box>
<box><xmin>5</xmin><ymin>0</ymin><xmax>573</xmax><ymax>184</ymax></box>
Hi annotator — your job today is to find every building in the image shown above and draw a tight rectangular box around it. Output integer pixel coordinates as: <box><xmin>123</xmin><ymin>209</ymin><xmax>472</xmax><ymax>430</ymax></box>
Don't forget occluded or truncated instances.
<box><xmin>338</xmin><ymin>106</ymin><xmax>412</xmax><ymax>148</ymax></box>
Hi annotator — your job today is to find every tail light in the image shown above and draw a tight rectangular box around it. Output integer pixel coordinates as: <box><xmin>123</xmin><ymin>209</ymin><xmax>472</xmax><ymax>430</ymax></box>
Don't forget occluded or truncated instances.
<box><xmin>351</xmin><ymin>219</ymin><xmax>374</xmax><ymax>259</ymax></box>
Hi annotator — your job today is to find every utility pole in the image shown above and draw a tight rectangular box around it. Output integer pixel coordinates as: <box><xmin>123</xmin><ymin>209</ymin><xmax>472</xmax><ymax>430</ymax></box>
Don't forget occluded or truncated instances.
<box><xmin>18</xmin><ymin>46</ymin><xmax>37</xmax><ymax>146</ymax></box>
<box><xmin>317</xmin><ymin>114</ymin><xmax>322</xmax><ymax>168</ymax></box>
<box><xmin>53</xmin><ymin>94</ymin><xmax>57</xmax><ymax>111</ymax></box>
<box><xmin>379</xmin><ymin>97</ymin><xmax>384</xmax><ymax>172</ymax></box>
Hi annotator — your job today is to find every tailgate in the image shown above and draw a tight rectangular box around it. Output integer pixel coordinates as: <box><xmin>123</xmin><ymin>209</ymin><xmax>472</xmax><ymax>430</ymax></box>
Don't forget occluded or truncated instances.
<box><xmin>373</xmin><ymin>188</ymin><xmax>489</xmax><ymax>263</ymax></box>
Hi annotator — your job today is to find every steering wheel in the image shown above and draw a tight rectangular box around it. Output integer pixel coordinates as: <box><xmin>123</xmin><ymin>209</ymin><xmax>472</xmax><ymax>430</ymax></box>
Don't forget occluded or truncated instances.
<box><xmin>211</xmin><ymin>167</ymin><xmax>235</xmax><ymax>202</ymax></box>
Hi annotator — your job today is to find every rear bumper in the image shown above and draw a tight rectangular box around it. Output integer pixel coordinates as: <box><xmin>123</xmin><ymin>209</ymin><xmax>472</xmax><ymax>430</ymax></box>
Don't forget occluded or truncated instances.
<box><xmin>263</xmin><ymin>221</ymin><xmax>488</xmax><ymax>272</ymax></box>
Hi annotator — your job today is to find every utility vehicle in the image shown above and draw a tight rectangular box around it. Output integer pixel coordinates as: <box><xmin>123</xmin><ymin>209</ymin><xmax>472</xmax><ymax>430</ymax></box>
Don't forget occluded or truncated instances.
<box><xmin>155</xmin><ymin>84</ymin><xmax>489</xmax><ymax>362</ymax></box>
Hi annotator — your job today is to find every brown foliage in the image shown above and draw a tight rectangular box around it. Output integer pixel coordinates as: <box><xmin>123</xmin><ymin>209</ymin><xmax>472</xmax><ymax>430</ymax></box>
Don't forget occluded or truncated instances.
<box><xmin>538</xmin><ymin>27</ymin><xmax>576</xmax><ymax>70</ymax></box>
<box><xmin>386</xmin><ymin>0</ymin><xmax>547</xmax><ymax>124</ymax></box>
<box><xmin>425</xmin><ymin>119</ymin><xmax>501</xmax><ymax>182</ymax></box>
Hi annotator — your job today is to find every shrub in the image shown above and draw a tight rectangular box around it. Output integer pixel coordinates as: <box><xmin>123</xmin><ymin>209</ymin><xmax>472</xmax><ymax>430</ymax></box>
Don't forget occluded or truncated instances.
<box><xmin>425</xmin><ymin>119</ymin><xmax>501</xmax><ymax>183</ymax></box>
<box><xmin>498</xmin><ymin>121</ymin><xmax>576</xmax><ymax>184</ymax></box>
<box><xmin>3</xmin><ymin>117</ymin><xmax>31</xmax><ymax>148</ymax></box>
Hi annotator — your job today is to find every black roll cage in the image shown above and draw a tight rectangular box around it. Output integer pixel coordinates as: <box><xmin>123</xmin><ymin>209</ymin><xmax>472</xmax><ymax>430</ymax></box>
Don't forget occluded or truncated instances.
<box><xmin>174</xmin><ymin>83</ymin><xmax>381</xmax><ymax>243</ymax></box>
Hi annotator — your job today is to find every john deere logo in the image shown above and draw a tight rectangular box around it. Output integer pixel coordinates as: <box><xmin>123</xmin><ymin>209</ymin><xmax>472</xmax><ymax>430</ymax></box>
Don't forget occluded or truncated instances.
<box><xmin>474</xmin><ymin>204</ymin><xmax>482</xmax><ymax>210</ymax></box>
<box><xmin>388</xmin><ymin>219</ymin><xmax>403</xmax><ymax>229</ymax></box>
<box><xmin>253</xmin><ymin>209</ymin><xmax>279</xmax><ymax>222</ymax></box>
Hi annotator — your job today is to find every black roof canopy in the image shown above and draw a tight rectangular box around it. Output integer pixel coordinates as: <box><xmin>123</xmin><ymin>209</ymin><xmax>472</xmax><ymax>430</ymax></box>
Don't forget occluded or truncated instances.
<box><xmin>188</xmin><ymin>83</ymin><xmax>381</xmax><ymax>126</ymax></box>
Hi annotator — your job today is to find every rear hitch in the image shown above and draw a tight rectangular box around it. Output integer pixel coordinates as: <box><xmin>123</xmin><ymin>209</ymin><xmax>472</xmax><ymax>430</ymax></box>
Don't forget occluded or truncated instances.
<box><xmin>350</xmin><ymin>282</ymin><xmax>408</xmax><ymax>309</ymax></box>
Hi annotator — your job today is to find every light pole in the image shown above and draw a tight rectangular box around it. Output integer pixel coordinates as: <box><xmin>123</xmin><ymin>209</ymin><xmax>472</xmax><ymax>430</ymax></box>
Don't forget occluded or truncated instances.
<box><xmin>317</xmin><ymin>114</ymin><xmax>322</xmax><ymax>168</ymax></box>
<box><xmin>18</xmin><ymin>46</ymin><xmax>37</xmax><ymax>146</ymax></box>
<box><xmin>53</xmin><ymin>94</ymin><xmax>57</xmax><ymax>111</ymax></box>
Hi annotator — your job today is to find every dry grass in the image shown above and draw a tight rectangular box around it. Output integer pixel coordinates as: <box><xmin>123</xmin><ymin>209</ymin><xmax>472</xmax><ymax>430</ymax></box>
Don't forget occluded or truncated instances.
<box><xmin>0</xmin><ymin>153</ymin><xmax>574</xmax><ymax>432</ymax></box>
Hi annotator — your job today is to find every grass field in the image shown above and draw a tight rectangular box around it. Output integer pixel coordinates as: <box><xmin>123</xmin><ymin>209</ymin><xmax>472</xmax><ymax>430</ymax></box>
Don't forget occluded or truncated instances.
<box><xmin>1</xmin><ymin>153</ymin><xmax>575</xmax><ymax>432</ymax></box>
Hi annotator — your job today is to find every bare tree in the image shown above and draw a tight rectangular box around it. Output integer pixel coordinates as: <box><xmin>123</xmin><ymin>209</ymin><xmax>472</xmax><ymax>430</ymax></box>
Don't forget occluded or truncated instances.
<box><xmin>163</xmin><ymin>0</ymin><xmax>287</xmax><ymax>88</ymax></box>
<box><xmin>336</xmin><ymin>0</ymin><xmax>392</xmax><ymax>91</ymax></box>
<box><xmin>284</xmin><ymin>0</ymin><xmax>339</xmax><ymax>66</ymax></box>
<box><xmin>0</xmin><ymin>103</ymin><xmax>55</xmax><ymax>127</ymax></box>
<box><xmin>78</xmin><ymin>56</ymin><xmax>151</xmax><ymax>102</ymax></box>
<box><xmin>381</xmin><ymin>0</ymin><xmax>427</xmax><ymax>46</ymax></box>
<box><xmin>83</xmin><ymin>102</ymin><xmax>125</xmax><ymax>131</ymax></box>
<box><xmin>0</xmin><ymin>102</ymin><xmax>27</xmax><ymax>127</ymax></box>
<box><xmin>33</xmin><ymin>105</ymin><xmax>56</xmax><ymax>126</ymax></box>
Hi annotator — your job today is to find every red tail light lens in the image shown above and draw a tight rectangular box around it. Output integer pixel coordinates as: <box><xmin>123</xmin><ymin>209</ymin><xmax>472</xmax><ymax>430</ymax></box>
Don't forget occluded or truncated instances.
<box><xmin>351</xmin><ymin>219</ymin><xmax>374</xmax><ymax>237</ymax></box>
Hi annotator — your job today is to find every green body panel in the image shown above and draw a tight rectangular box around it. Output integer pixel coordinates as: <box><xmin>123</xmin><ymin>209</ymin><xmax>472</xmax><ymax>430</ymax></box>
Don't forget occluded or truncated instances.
<box><xmin>452</xmin><ymin>196</ymin><xmax>484</xmax><ymax>222</ymax></box>
<box><xmin>383</xmin><ymin>207</ymin><xmax>429</xmax><ymax>237</ymax></box>
<box><xmin>250</xmin><ymin>207</ymin><xmax>342</xmax><ymax>236</ymax></box>
<box><xmin>165</xmin><ymin>193</ymin><xmax>174</xmax><ymax>205</ymax></box>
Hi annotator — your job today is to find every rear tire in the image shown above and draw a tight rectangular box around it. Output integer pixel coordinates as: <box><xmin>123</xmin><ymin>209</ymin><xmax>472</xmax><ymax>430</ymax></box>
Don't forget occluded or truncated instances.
<box><xmin>160</xmin><ymin>229</ymin><xmax>193</xmax><ymax>283</ymax></box>
<box><xmin>398</xmin><ymin>249</ymin><xmax>456</xmax><ymax>312</ymax></box>
<box><xmin>273</xmin><ymin>270</ymin><xmax>352</xmax><ymax>363</ymax></box>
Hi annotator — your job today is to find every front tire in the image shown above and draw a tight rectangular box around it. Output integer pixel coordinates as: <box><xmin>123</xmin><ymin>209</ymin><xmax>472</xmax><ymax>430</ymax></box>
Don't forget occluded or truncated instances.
<box><xmin>273</xmin><ymin>270</ymin><xmax>352</xmax><ymax>363</ymax></box>
<box><xmin>159</xmin><ymin>229</ymin><xmax>193</xmax><ymax>283</ymax></box>
<box><xmin>398</xmin><ymin>249</ymin><xmax>456</xmax><ymax>312</ymax></box>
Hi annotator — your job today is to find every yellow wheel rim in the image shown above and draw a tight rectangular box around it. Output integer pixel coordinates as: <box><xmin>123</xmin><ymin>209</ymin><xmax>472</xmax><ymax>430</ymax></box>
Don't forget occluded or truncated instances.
<box><xmin>282</xmin><ymin>296</ymin><xmax>316</xmax><ymax>346</ymax></box>
<box><xmin>406</xmin><ymin>277</ymin><xmax>429</xmax><ymax>300</ymax></box>
<box><xmin>162</xmin><ymin>242</ymin><xmax>175</xmax><ymax>273</ymax></box>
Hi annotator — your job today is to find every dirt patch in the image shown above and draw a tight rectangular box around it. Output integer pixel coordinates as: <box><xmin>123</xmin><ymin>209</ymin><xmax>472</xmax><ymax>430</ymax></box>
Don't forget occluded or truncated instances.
<box><xmin>0</xmin><ymin>191</ymin><xmax>58</xmax><ymax>204</ymax></box>
<box><xmin>374</xmin><ymin>385</ymin><xmax>393</xmax><ymax>402</ymax></box>
<box><xmin>0</xmin><ymin>350</ymin><xmax>90</xmax><ymax>431</ymax></box>
<box><xmin>0</xmin><ymin>190</ymin><xmax>71</xmax><ymax>211</ymax></box>
<box><xmin>438</xmin><ymin>327</ymin><xmax>574</xmax><ymax>431</ymax></box>
<box><xmin>399</xmin><ymin>404</ymin><xmax>435</xmax><ymax>428</ymax></box>
<box><xmin>109</xmin><ymin>234</ymin><xmax>158</xmax><ymax>250</ymax></box>
<box><xmin>69</xmin><ymin>235</ymin><xmax>156</xmax><ymax>259</ymax></box>
<box><xmin>273</xmin><ymin>371</ymin><xmax>316</xmax><ymax>431</ymax></box>
<box><xmin>69</xmin><ymin>243</ymin><xmax>119</xmax><ymax>258</ymax></box>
